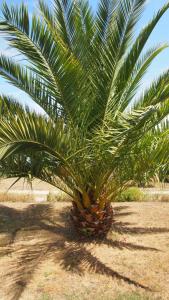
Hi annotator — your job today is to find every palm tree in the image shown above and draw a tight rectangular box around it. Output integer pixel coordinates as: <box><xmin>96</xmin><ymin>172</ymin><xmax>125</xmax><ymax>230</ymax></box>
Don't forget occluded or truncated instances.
<box><xmin>0</xmin><ymin>0</ymin><xmax>169</xmax><ymax>237</ymax></box>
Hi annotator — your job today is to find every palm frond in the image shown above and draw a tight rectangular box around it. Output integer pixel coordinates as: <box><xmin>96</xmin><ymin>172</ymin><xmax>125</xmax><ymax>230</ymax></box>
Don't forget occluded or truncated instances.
<box><xmin>0</xmin><ymin>2</ymin><xmax>83</xmax><ymax>126</ymax></box>
<box><xmin>0</xmin><ymin>55</ymin><xmax>62</xmax><ymax>118</ymax></box>
<box><xmin>114</xmin><ymin>2</ymin><xmax>169</xmax><ymax>99</ymax></box>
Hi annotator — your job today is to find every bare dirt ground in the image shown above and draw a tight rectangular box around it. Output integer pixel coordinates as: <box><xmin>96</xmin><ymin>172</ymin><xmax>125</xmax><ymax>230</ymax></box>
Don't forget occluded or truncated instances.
<box><xmin>0</xmin><ymin>202</ymin><xmax>169</xmax><ymax>300</ymax></box>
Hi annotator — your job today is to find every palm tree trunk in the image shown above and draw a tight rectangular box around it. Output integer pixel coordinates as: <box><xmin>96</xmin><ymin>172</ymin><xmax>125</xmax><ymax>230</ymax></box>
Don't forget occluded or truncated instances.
<box><xmin>70</xmin><ymin>202</ymin><xmax>113</xmax><ymax>238</ymax></box>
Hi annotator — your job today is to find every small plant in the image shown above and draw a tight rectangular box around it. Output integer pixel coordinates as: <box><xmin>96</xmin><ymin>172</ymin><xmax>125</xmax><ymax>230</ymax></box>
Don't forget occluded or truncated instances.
<box><xmin>119</xmin><ymin>187</ymin><xmax>145</xmax><ymax>202</ymax></box>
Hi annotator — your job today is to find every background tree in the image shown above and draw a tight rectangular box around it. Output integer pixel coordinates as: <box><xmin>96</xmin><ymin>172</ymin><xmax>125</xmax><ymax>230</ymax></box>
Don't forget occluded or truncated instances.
<box><xmin>0</xmin><ymin>0</ymin><xmax>169</xmax><ymax>237</ymax></box>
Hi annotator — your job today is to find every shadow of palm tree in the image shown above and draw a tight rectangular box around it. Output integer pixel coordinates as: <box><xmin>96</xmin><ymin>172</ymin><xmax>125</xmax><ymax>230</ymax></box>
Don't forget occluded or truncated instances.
<box><xmin>0</xmin><ymin>203</ymin><xmax>169</xmax><ymax>300</ymax></box>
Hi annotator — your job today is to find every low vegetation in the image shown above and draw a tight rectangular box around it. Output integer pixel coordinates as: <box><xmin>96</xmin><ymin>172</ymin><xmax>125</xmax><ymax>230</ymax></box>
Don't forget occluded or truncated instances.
<box><xmin>38</xmin><ymin>291</ymin><xmax>157</xmax><ymax>300</ymax></box>
<box><xmin>0</xmin><ymin>185</ymin><xmax>168</xmax><ymax>204</ymax></box>
<box><xmin>114</xmin><ymin>293</ymin><xmax>158</xmax><ymax>300</ymax></box>
<box><xmin>0</xmin><ymin>192</ymin><xmax>34</xmax><ymax>202</ymax></box>
<box><xmin>118</xmin><ymin>187</ymin><xmax>145</xmax><ymax>202</ymax></box>
<box><xmin>47</xmin><ymin>192</ymin><xmax>71</xmax><ymax>203</ymax></box>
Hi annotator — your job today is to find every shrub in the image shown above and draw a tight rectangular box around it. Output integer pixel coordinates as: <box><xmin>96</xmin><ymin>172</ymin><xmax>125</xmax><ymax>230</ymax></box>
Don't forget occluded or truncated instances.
<box><xmin>118</xmin><ymin>187</ymin><xmax>145</xmax><ymax>202</ymax></box>
<box><xmin>47</xmin><ymin>192</ymin><xmax>72</xmax><ymax>202</ymax></box>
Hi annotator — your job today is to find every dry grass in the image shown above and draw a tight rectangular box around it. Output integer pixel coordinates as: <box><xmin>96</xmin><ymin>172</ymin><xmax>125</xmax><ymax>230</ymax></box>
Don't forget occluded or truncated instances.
<box><xmin>0</xmin><ymin>202</ymin><xmax>169</xmax><ymax>300</ymax></box>
<box><xmin>144</xmin><ymin>194</ymin><xmax>169</xmax><ymax>202</ymax></box>
<box><xmin>1</xmin><ymin>178</ymin><xmax>169</xmax><ymax>204</ymax></box>
<box><xmin>0</xmin><ymin>190</ymin><xmax>169</xmax><ymax>204</ymax></box>
<box><xmin>0</xmin><ymin>192</ymin><xmax>35</xmax><ymax>203</ymax></box>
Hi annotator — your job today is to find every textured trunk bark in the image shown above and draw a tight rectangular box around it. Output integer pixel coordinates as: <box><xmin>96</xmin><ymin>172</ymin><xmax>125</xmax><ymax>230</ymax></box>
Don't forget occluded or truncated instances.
<box><xmin>70</xmin><ymin>202</ymin><xmax>113</xmax><ymax>238</ymax></box>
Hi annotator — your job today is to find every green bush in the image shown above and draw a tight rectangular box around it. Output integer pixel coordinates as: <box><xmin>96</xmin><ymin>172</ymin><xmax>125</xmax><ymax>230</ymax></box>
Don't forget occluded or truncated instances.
<box><xmin>118</xmin><ymin>187</ymin><xmax>145</xmax><ymax>202</ymax></box>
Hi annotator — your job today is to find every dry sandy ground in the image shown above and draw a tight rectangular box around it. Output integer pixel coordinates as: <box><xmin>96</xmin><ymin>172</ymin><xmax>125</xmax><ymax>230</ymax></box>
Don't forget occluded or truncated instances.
<box><xmin>0</xmin><ymin>202</ymin><xmax>169</xmax><ymax>300</ymax></box>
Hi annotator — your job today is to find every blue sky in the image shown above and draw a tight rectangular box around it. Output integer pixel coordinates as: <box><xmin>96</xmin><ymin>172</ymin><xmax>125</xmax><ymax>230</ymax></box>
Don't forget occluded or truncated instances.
<box><xmin>0</xmin><ymin>0</ymin><xmax>169</xmax><ymax>112</ymax></box>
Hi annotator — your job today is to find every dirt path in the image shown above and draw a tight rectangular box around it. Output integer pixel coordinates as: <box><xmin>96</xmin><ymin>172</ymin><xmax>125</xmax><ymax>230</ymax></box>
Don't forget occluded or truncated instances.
<box><xmin>0</xmin><ymin>202</ymin><xmax>169</xmax><ymax>300</ymax></box>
